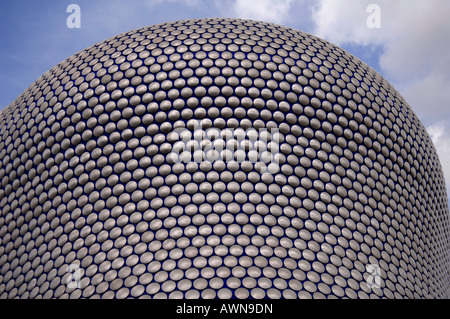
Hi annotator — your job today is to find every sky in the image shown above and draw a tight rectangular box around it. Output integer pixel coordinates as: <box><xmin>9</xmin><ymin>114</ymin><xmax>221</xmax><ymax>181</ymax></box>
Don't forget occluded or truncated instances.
<box><xmin>0</xmin><ymin>0</ymin><xmax>449</xmax><ymax>200</ymax></box>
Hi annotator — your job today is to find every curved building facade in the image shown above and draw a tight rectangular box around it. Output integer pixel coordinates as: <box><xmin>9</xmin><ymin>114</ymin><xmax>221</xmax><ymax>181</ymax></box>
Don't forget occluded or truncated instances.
<box><xmin>0</xmin><ymin>18</ymin><xmax>449</xmax><ymax>299</ymax></box>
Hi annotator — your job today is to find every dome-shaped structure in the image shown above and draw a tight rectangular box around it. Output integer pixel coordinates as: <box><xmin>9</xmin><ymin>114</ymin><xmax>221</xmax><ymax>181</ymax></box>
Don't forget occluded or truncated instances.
<box><xmin>0</xmin><ymin>18</ymin><xmax>449</xmax><ymax>299</ymax></box>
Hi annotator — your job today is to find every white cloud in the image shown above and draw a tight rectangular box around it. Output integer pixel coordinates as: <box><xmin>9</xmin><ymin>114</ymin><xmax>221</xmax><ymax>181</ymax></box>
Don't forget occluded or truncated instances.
<box><xmin>428</xmin><ymin>123</ymin><xmax>450</xmax><ymax>190</ymax></box>
<box><xmin>312</xmin><ymin>0</ymin><xmax>450</xmax><ymax>196</ymax></box>
<box><xmin>228</xmin><ymin>0</ymin><xmax>296</xmax><ymax>25</ymax></box>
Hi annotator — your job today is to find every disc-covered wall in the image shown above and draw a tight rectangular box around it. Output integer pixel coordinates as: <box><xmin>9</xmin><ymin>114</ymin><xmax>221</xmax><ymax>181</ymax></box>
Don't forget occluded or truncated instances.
<box><xmin>0</xmin><ymin>18</ymin><xmax>449</xmax><ymax>299</ymax></box>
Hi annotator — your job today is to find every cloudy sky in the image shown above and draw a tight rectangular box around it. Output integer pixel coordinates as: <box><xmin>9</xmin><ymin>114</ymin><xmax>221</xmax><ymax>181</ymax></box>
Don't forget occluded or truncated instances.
<box><xmin>0</xmin><ymin>0</ymin><xmax>449</xmax><ymax>197</ymax></box>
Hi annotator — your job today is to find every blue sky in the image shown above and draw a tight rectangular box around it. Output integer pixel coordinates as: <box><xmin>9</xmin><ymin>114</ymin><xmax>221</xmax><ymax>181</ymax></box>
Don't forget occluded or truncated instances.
<box><xmin>0</xmin><ymin>0</ymin><xmax>449</xmax><ymax>195</ymax></box>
